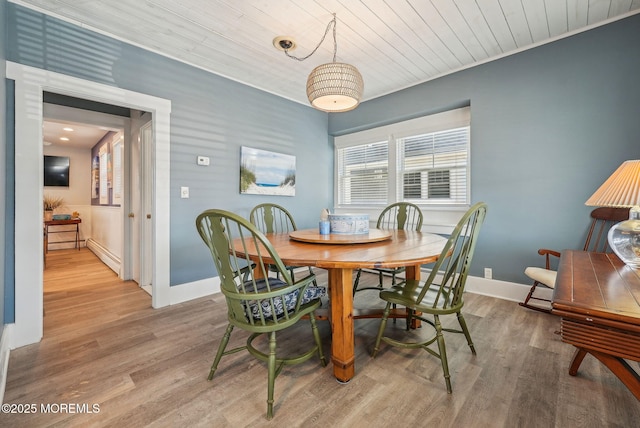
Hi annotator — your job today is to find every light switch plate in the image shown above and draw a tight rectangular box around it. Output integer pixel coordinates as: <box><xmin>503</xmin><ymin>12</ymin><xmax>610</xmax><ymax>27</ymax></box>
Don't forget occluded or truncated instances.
<box><xmin>181</xmin><ymin>186</ymin><xmax>189</xmax><ymax>198</ymax></box>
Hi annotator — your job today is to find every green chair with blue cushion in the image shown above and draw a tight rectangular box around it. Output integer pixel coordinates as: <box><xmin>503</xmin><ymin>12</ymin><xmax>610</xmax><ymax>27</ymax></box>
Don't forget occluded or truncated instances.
<box><xmin>372</xmin><ymin>202</ymin><xmax>487</xmax><ymax>393</ymax></box>
<box><xmin>196</xmin><ymin>209</ymin><xmax>327</xmax><ymax>420</ymax></box>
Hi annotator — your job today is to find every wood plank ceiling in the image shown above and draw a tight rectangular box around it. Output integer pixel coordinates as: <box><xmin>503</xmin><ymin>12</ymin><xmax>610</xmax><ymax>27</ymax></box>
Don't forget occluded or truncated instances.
<box><xmin>12</xmin><ymin>0</ymin><xmax>640</xmax><ymax>108</ymax></box>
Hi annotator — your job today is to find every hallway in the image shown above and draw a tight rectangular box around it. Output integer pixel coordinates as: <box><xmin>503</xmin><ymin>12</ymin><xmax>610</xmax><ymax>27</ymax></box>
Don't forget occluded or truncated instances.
<box><xmin>42</xmin><ymin>248</ymin><xmax>150</xmax><ymax>336</ymax></box>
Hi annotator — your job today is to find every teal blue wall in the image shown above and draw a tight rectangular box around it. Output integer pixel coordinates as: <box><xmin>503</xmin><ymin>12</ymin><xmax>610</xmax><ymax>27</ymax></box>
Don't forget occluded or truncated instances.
<box><xmin>3</xmin><ymin>1</ymin><xmax>640</xmax><ymax>313</ymax></box>
<box><xmin>330</xmin><ymin>13</ymin><xmax>640</xmax><ymax>283</ymax></box>
<box><xmin>5</xmin><ymin>3</ymin><xmax>332</xmax><ymax>289</ymax></box>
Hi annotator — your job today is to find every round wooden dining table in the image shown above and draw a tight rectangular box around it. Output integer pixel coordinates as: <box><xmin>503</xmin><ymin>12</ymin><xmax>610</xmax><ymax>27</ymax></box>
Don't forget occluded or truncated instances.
<box><xmin>232</xmin><ymin>228</ymin><xmax>448</xmax><ymax>382</ymax></box>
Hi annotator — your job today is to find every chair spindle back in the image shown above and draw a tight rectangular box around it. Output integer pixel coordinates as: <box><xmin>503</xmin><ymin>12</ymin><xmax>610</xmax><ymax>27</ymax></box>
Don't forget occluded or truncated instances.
<box><xmin>377</xmin><ymin>202</ymin><xmax>423</xmax><ymax>231</ymax></box>
<box><xmin>417</xmin><ymin>202</ymin><xmax>487</xmax><ymax>310</ymax></box>
<box><xmin>583</xmin><ymin>207</ymin><xmax>630</xmax><ymax>253</ymax></box>
<box><xmin>250</xmin><ymin>203</ymin><xmax>297</xmax><ymax>234</ymax></box>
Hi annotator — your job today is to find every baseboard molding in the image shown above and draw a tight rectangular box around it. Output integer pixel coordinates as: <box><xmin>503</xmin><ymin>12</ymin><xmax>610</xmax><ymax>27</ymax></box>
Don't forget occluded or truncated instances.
<box><xmin>168</xmin><ymin>268</ymin><xmax>319</xmax><ymax>304</ymax></box>
<box><xmin>360</xmin><ymin>267</ymin><xmax>532</xmax><ymax>303</ymax></box>
<box><xmin>86</xmin><ymin>238</ymin><xmax>121</xmax><ymax>276</ymax></box>
<box><xmin>169</xmin><ymin>276</ymin><xmax>221</xmax><ymax>305</ymax></box>
<box><xmin>464</xmin><ymin>275</ymin><xmax>540</xmax><ymax>302</ymax></box>
<box><xmin>0</xmin><ymin>324</ymin><xmax>14</xmax><ymax>404</ymax></box>
<box><xmin>170</xmin><ymin>270</ymin><xmax>533</xmax><ymax>307</ymax></box>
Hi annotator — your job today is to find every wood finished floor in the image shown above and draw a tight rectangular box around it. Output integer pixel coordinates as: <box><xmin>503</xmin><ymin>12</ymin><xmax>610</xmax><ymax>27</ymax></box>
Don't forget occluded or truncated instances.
<box><xmin>2</xmin><ymin>248</ymin><xmax>639</xmax><ymax>427</ymax></box>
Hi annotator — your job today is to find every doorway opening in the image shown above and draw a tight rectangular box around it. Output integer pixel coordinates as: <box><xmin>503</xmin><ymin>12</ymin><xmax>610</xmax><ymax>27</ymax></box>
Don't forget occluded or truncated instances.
<box><xmin>42</xmin><ymin>98</ymin><xmax>153</xmax><ymax>298</ymax></box>
<box><xmin>8</xmin><ymin>62</ymin><xmax>172</xmax><ymax>348</ymax></box>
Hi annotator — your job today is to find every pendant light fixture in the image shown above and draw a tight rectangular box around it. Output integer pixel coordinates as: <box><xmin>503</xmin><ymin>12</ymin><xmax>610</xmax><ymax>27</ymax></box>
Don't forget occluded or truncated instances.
<box><xmin>274</xmin><ymin>14</ymin><xmax>364</xmax><ymax>112</ymax></box>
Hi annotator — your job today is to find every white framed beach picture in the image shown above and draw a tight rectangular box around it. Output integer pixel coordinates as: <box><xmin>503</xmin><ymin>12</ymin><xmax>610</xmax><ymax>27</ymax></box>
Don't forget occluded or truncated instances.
<box><xmin>240</xmin><ymin>146</ymin><xmax>296</xmax><ymax>196</ymax></box>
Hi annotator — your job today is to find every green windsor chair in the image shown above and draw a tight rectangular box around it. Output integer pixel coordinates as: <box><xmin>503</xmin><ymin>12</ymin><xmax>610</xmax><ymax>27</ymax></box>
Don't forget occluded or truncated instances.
<box><xmin>372</xmin><ymin>202</ymin><xmax>487</xmax><ymax>394</ymax></box>
<box><xmin>352</xmin><ymin>202</ymin><xmax>423</xmax><ymax>326</ymax></box>
<box><xmin>353</xmin><ymin>202</ymin><xmax>424</xmax><ymax>295</ymax></box>
<box><xmin>250</xmin><ymin>203</ymin><xmax>317</xmax><ymax>285</ymax></box>
<box><xmin>196</xmin><ymin>209</ymin><xmax>327</xmax><ymax>420</ymax></box>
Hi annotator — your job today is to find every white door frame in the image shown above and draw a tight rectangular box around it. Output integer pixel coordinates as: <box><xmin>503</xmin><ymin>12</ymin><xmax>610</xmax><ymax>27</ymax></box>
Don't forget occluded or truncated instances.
<box><xmin>7</xmin><ymin>62</ymin><xmax>172</xmax><ymax>348</ymax></box>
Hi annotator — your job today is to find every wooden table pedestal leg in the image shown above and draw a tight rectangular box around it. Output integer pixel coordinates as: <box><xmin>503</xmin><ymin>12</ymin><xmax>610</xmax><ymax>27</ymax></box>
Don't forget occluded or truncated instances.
<box><xmin>329</xmin><ymin>268</ymin><xmax>355</xmax><ymax>383</ymax></box>
<box><xmin>405</xmin><ymin>265</ymin><xmax>422</xmax><ymax>329</ymax></box>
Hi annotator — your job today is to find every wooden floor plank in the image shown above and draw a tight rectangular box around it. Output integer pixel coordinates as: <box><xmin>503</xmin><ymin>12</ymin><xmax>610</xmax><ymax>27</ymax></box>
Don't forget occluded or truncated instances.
<box><xmin>1</xmin><ymin>248</ymin><xmax>639</xmax><ymax>427</ymax></box>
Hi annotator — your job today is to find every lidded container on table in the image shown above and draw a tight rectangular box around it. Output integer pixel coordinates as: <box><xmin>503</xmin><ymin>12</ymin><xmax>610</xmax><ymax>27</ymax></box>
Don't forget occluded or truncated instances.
<box><xmin>328</xmin><ymin>214</ymin><xmax>369</xmax><ymax>235</ymax></box>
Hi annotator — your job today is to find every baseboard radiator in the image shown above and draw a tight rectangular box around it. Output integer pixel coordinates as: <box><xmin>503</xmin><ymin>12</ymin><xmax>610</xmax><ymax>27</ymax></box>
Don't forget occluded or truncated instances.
<box><xmin>86</xmin><ymin>238</ymin><xmax>121</xmax><ymax>276</ymax></box>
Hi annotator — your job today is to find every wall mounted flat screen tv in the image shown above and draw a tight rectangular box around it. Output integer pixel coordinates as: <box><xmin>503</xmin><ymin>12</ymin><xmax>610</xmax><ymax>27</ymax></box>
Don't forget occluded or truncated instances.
<box><xmin>44</xmin><ymin>155</ymin><xmax>70</xmax><ymax>187</ymax></box>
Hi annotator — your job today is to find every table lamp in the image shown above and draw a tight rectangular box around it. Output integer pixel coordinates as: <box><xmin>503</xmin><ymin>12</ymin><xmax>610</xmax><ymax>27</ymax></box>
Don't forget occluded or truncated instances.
<box><xmin>585</xmin><ymin>160</ymin><xmax>640</xmax><ymax>268</ymax></box>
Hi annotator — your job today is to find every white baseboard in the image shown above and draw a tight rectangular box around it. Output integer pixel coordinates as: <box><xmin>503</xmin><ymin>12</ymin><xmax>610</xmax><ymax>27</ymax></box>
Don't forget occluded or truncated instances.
<box><xmin>169</xmin><ymin>276</ymin><xmax>221</xmax><ymax>305</ymax></box>
<box><xmin>465</xmin><ymin>275</ymin><xmax>542</xmax><ymax>302</ymax></box>
<box><xmin>86</xmin><ymin>238</ymin><xmax>121</xmax><ymax>276</ymax></box>
<box><xmin>0</xmin><ymin>324</ymin><xmax>14</xmax><ymax>404</ymax></box>
<box><xmin>169</xmin><ymin>270</ymin><xmax>534</xmax><ymax>306</ymax></box>
<box><xmin>361</xmin><ymin>267</ymin><xmax>534</xmax><ymax>303</ymax></box>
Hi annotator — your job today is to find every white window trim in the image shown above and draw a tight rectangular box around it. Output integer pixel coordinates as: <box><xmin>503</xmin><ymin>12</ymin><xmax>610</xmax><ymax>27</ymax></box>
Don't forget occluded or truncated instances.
<box><xmin>333</xmin><ymin>107</ymin><xmax>470</xmax><ymax>234</ymax></box>
<box><xmin>334</xmin><ymin>108</ymin><xmax>470</xmax><ymax>150</ymax></box>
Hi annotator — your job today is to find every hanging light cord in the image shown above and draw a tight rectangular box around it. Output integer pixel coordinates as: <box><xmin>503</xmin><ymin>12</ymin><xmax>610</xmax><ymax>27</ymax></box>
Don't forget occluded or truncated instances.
<box><xmin>284</xmin><ymin>13</ymin><xmax>337</xmax><ymax>63</ymax></box>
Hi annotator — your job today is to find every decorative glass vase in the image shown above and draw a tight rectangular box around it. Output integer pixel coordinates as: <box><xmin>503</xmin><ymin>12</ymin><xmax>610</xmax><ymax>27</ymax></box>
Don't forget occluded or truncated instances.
<box><xmin>608</xmin><ymin>206</ymin><xmax>640</xmax><ymax>268</ymax></box>
<box><xmin>44</xmin><ymin>210</ymin><xmax>53</xmax><ymax>222</ymax></box>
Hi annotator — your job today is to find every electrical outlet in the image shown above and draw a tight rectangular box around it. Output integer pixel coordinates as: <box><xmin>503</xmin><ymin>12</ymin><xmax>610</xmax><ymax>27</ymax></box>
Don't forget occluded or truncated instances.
<box><xmin>484</xmin><ymin>267</ymin><xmax>492</xmax><ymax>279</ymax></box>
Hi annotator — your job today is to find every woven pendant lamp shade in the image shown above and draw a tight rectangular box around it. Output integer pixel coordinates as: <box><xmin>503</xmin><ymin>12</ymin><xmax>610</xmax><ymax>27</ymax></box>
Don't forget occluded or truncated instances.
<box><xmin>306</xmin><ymin>62</ymin><xmax>364</xmax><ymax>112</ymax></box>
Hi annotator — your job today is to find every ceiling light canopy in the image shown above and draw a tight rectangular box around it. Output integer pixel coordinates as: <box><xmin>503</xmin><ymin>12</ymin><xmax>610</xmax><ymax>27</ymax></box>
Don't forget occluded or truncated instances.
<box><xmin>275</xmin><ymin>14</ymin><xmax>363</xmax><ymax>113</ymax></box>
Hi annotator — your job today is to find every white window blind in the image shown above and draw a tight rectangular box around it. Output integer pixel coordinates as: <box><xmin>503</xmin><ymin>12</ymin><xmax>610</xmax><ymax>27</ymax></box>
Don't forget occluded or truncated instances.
<box><xmin>397</xmin><ymin>126</ymin><xmax>469</xmax><ymax>205</ymax></box>
<box><xmin>337</xmin><ymin>141</ymin><xmax>388</xmax><ymax>205</ymax></box>
<box><xmin>335</xmin><ymin>107</ymin><xmax>470</xmax><ymax>208</ymax></box>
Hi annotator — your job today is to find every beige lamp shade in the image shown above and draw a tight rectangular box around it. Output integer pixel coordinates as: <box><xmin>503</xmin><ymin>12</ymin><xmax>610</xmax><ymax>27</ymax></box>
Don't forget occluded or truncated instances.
<box><xmin>585</xmin><ymin>159</ymin><xmax>640</xmax><ymax>268</ymax></box>
<box><xmin>585</xmin><ymin>160</ymin><xmax>640</xmax><ymax>207</ymax></box>
<box><xmin>306</xmin><ymin>62</ymin><xmax>364</xmax><ymax>112</ymax></box>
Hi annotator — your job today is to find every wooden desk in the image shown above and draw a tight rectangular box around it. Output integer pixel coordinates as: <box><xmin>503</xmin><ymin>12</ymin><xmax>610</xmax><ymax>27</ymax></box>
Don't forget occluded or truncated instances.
<box><xmin>552</xmin><ymin>250</ymin><xmax>640</xmax><ymax>400</ymax></box>
<box><xmin>44</xmin><ymin>218</ymin><xmax>82</xmax><ymax>252</ymax></box>
<box><xmin>233</xmin><ymin>229</ymin><xmax>447</xmax><ymax>382</ymax></box>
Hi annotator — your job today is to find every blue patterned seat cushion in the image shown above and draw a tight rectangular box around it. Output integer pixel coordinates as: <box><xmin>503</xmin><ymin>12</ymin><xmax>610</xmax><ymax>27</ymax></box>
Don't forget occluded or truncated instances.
<box><xmin>242</xmin><ymin>279</ymin><xmax>326</xmax><ymax>320</ymax></box>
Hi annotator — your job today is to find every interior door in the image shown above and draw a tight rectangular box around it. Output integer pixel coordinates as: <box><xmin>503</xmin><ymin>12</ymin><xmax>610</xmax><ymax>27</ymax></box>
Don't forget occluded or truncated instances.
<box><xmin>129</xmin><ymin>111</ymin><xmax>153</xmax><ymax>291</ymax></box>
<box><xmin>140</xmin><ymin>120</ymin><xmax>153</xmax><ymax>288</ymax></box>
